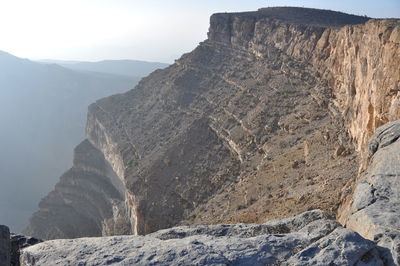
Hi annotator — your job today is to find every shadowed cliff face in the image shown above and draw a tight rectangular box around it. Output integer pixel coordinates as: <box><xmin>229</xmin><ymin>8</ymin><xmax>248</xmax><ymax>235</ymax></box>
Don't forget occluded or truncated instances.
<box><xmin>23</xmin><ymin>140</ymin><xmax>131</xmax><ymax>239</ymax></box>
<box><xmin>24</xmin><ymin>7</ymin><xmax>399</xmax><ymax>240</ymax></box>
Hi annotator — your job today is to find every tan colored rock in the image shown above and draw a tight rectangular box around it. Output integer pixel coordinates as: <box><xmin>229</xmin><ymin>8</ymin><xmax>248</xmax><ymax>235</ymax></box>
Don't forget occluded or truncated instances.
<box><xmin>313</xmin><ymin>19</ymin><xmax>400</xmax><ymax>156</ymax></box>
<box><xmin>334</xmin><ymin>145</ymin><xmax>346</xmax><ymax>157</ymax></box>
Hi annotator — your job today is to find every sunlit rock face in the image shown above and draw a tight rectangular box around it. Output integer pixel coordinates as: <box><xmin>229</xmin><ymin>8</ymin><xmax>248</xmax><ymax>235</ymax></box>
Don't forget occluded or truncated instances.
<box><xmin>24</xmin><ymin>7</ymin><xmax>399</xmax><ymax>242</ymax></box>
<box><xmin>312</xmin><ymin>19</ymin><xmax>400</xmax><ymax>156</ymax></box>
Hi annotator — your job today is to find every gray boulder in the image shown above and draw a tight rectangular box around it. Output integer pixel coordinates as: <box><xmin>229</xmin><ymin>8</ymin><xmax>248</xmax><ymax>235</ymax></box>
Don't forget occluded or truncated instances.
<box><xmin>346</xmin><ymin>120</ymin><xmax>400</xmax><ymax>265</ymax></box>
<box><xmin>20</xmin><ymin>210</ymin><xmax>381</xmax><ymax>265</ymax></box>
<box><xmin>0</xmin><ymin>225</ymin><xmax>10</xmax><ymax>266</ymax></box>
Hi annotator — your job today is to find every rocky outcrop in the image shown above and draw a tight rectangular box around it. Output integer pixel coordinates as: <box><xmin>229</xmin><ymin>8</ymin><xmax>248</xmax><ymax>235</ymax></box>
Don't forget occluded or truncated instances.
<box><xmin>0</xmin><ymin>225</ymin><xmax>10</xmax><ymax>266</ymax></box>
<box><xmin>25</xmin><ymin>7</ymin><xmax>399</xmax><ymax>241</ymax></box>
<box><xmin>344</xmin><ymin>120</ymin><xmax>400</xmax><ymax>265</ymax></box>
<box><xmin>0</xmin><ymin>225</ymin><xmax>41</xmax><ymax>266</ymax></box>
<box><xmin>208</xmin><ymin>8</ymin><xmax>400</xmax><ymax>155</ymax></box>
<box><xmin>20</xmin><ymin>210</ymin><xmax>383</xmax><ymax>266</ymax></box>
<box><xmin>10</xmin><ymin>234</ymin><xmax>41</xmax><ymax>266</ymax></box>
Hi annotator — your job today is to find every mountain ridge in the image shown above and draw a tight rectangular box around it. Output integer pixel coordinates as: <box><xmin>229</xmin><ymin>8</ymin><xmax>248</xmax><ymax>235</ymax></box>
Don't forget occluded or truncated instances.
<box><xmin>38</xmin><ymin>59</ymin><xmax>169</xmax><ymax>78</ymax></box>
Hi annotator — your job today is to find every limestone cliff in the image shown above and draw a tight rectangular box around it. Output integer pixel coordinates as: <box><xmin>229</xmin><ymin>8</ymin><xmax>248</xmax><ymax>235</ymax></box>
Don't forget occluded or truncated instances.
<box><xmin>208</xmin><ymin>8</ymin><xmax>400</xmax><ymax>155</ymax></box>
<box><xmin>24</xmin><ymin>6</ymin><xmax>399</xmax><ymax>246</ymax></box>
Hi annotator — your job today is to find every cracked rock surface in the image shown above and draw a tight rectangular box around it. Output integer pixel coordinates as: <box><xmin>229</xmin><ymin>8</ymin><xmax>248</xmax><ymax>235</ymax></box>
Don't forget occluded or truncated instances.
<box><xmin>346</xmin><ymin>120</ymin><xmax>400</xmax><ymax>265</ymax></box>
<box><xmin>20</xmin><ymin>210</ymin><xmax>382</xmax><ymax>266</ymax></box>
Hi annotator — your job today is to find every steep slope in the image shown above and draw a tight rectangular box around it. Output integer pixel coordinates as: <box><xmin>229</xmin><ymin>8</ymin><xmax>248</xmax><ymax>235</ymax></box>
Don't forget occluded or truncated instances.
<box><xmin>24</xmin><ymin>6</ymin><xmax>399</xmax><ymax>244</ymax></box>
<box><xmin>0</xmin><ymin>51</ymin><xmax>164</xmax><ymax>232</ymax></box>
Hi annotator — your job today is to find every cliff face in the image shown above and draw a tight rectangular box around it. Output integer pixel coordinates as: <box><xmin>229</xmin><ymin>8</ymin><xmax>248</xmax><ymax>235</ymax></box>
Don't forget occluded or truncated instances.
<box><xmin>24</xmin><ymin>7</ymin><xmax>399</xmax><ymax>241</ymax></box>
<box><xmin>313</xmin><ymin>19</ymin><xmax>400</xmax><ymax>155</ymax></box>
<box><xmin>208</xmin><ymin>10</ymin><xmax>400</xmax><ymax>155</ymax></box>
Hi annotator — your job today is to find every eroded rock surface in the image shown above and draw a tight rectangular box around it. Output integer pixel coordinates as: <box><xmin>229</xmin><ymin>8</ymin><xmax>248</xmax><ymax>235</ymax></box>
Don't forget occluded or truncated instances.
<box><xmin>20</xmin><ymin>210</ymin><xmax>382</xmax><ymax>266</ymax></box>
<box><xmin>345</xmin><ymin>120</ymin><xmax>400</xmax><ymax>265</ymax></box>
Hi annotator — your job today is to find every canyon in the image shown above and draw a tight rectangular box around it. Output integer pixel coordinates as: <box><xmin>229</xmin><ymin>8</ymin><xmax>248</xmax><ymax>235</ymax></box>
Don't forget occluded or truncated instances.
<box><xmin>16</xmin><ymin>7</ymin><xmax>400</xmax><ymax>265</ymax></box>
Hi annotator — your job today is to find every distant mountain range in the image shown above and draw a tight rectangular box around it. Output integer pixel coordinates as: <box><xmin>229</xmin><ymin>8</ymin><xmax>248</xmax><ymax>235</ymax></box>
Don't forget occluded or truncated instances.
<box><xmin>38</xmin><ymin>59</ymin><xmax>168</xmax><ymax>78</ymax></box>
<box><xmin>0</xmin><ymin>50</ymin><xmax>167</xmax><ymax>232</ymax></box>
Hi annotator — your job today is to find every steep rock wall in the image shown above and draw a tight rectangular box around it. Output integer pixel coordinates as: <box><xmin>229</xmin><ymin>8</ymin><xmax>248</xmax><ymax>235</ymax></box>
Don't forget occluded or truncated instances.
<box><xmin>208</xmin><ymin>10</ymin><xmax>400</xmax><ymax>155</ymax></box>
<box><xmin>313</xmin><ymin>19</ymin><xmax>400</xmax><ymax>155</ymax></box>
<box><xmin>206</xmin><ymin>11</ymin><xmax>399</xmax><ymax>230</ymax></box>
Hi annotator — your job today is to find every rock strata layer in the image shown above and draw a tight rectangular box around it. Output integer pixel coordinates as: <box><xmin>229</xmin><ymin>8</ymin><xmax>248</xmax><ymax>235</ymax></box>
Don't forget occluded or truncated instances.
<box><xmin>345</xmin><ymin>120</ymin><xmax>400</xmax><ymax>265</ymax></box>
<box><xmin>20</xmin><ymin>210</ymin><xmax>383</xmax><ymax>266</ymax></box>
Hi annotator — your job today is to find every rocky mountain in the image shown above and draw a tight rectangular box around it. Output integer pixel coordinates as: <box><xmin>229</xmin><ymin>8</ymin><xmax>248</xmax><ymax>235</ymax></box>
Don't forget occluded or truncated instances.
<box><xmin>0</xmin><ymin>51</ymin><xmax>166</xmax><ymax>232</ymax></box>
<box><xmin>23</xmin><ymin>6</ymin><xmax>399</xmax><ymax>264</ymax></box>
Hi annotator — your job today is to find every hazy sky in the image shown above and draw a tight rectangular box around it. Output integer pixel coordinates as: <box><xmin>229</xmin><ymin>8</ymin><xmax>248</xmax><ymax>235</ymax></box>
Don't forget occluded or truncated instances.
<box><xmin>0</xmin><ymin>0</ymin><xmax>398</xmax><ymax>63</ymax></box>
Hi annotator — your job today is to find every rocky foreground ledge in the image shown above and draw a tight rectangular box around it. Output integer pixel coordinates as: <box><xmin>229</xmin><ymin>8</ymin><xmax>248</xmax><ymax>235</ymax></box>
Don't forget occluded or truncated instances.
<box><xmin>19</xmin><ymin>210</ymin><xmax>381</xmax><ymax>265</ymax></box>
